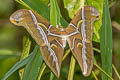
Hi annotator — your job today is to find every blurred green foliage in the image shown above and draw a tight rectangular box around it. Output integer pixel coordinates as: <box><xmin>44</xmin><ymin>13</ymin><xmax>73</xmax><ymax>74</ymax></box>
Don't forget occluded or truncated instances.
<box><xmin>0</xmin><ymin>0</ymin><xmax>22</xmax><ymax>79</ymax></box>
<box><xmin>0</xmin><ymin>0</ymin><xmax>13</xmax><ymax>18</ymax></box>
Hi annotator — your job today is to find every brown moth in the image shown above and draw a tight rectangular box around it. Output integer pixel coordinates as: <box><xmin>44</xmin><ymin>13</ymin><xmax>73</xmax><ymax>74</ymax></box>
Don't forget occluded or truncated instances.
<box><xmin>10</xmin><ymin>6</ymin><xmax>100</xmax><ymax>77</ymax></box>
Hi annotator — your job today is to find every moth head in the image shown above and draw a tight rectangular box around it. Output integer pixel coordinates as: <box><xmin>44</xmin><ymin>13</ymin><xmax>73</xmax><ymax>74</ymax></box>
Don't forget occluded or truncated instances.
<box><xmin>90</xmin><ymin>6</ymin><xmax>100</xmax><ymax>20</ymax></box>
<box><xmin>10</xmin><ymin>9</ymin><xmax>30</xmax><ymax>26</ymax></box>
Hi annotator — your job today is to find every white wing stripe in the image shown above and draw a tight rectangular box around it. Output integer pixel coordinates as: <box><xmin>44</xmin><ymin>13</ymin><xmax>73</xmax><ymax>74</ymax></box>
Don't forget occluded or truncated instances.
<box><xmin>81</xmin><ymin>7</ymin><xmax>87</xmax><ymax>75</ymax></box>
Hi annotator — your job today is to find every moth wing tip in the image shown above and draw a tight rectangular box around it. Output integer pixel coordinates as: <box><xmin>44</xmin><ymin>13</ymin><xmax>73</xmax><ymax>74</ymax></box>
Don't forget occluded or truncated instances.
<box><xmin>82</xmin><ymin>70</ymin><xmax>91</xmax><ymax>77</ymax></box>
<box><xmin>54</xmin><ymin>71</ymin><xmax>60</xmax><ymax>78</ymax></box>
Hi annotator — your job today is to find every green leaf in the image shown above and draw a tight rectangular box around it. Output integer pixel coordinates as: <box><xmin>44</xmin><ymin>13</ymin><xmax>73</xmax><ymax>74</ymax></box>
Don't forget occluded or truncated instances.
<box><xmin>23</xmin><ymin>0</ymin><xmax>50</xmax><ymax>20</ymax></box>
<box><xmin>21</xmin><ymin>35</ymin><xmax>31</xmax><ymax>59</ymax></box>
<box><xmin>22</xmin><ymin>47</ymin><xmax>43</xmax><ymax>80</ymax></box>
<box><xmin>40</xmin><ymin>0</ymin><xmax>50</xmax><ymax>5</ymax></box>
<box><xmin>50</xmin><ymin>72</ymin><xmax>54</xmax><ymax>80</ymax></box>
<box><xmin>50</xmin><ymin>0</ymin><xmax>60</xmax><ymax>26</ymax></box>
<box><xmin>19</xmin><ymin>35</ymin><xmax>31</xmax><ymax>79</ymax></box>
<box><xmin>63</xmin><ymin>0</ymin><xmax>84</xmax><ymax>19</ymax></box>
<box><xmin>100</xmin><ymin>0</ymin><xmax>112</xmax><ymax>79</ymax></box>
<box><xmin>2</xmin><ymin>45</ymin><xmax>39</xmax><ymax>80</ymax></box>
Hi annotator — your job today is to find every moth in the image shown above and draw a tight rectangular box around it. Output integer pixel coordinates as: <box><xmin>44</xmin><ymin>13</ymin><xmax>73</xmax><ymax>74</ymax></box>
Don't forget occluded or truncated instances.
<box><xmin>10</xmin><ymin>6</ymin><xmax>100</xmax><ymax>77</ymax></box>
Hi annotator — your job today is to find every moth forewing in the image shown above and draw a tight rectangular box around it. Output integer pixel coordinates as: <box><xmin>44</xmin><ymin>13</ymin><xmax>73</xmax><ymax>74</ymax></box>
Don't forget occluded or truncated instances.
<box><xmin>10</xmin><ymin>9</ymin><xmax>63</xmax><ymax>77</ymax></box>
<box><xmin>67</xmin><ymin>6</ymin><xmax>100</xmax><ymax>76</ymax></box>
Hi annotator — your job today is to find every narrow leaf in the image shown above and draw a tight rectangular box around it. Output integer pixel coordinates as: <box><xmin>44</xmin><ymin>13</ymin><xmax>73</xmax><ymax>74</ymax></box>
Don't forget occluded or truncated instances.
<box><xmin>21</xmin><ymin>35</ymin><xmax>31</xmax><ymax>59</ymax></box>
<box><xmin>100</xmin><ymin>0</ymin><xmax>112</xmax><ymax>79</ymax></box>
<box><xmin>19</xmin><ymin>35</ymin><xmax>31</xmax><ymax>79</ymax></box>
<box><xmin>50</xmin><ymin>0</ymin><xmax>61</xmax><ymax>26</ymax></box>
<box><xmin>50</xmin><ymin>72</ymin><xmax>54</xmax><ymax>80</ymax></box>
<box><xmin>22</xmin><ymin>48</ymin><xmax>43</xmax><ymax>80</ymax></box>
<box><xmin>2</xmin><ymin>45</ymin><xmax>39</xmax><ymax>80</ymax></box>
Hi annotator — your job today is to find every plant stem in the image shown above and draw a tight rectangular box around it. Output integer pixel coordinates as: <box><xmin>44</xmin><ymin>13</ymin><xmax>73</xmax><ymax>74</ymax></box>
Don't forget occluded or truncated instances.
<box><xmin>92</xmin><ymin>71</ymin><xmax>98</xmax><ymax>80</ymax></box>
<box><xmin>37</xmin><ymin>63</ymin><xmax>46</xmax><ymax>80</ymax></box>
<box><xmin>68</xmin><ymin>56</ymin><xmax>76</xmax><ymax>80</ymax></box>
<box><xmin>94</xmin><ymin>63</ymin><xmax>114</xmax><ymax>80</ymax></box>
<box><xmin>112</xmin><ymin>64</ymin><xmax>120</xmax><ymax>79</ymax></box>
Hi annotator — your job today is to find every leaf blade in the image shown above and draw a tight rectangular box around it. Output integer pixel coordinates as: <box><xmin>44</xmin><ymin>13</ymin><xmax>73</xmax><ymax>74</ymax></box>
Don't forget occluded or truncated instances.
<box><xmin>100</xmin><ymin>0</ymin><xmax>112</xmax><ymax>79</ymax></box>
<box><xmin>2</xmin><ymin>45</ymin><xmax>39</xmax><ymax>80</ymax></box>
<box><xmin>22</xmin><ymin>48</ymin><xmax>43</xmax><ymax>80</ymax></box>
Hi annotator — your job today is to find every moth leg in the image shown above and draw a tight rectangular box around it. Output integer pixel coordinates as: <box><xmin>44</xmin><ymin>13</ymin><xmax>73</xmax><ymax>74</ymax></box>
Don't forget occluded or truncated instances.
<box><xmin>86</xmin><ymin>40</ymin><xmax>91</xmax><ymax>43</ymax></box>
<box><xmin>77</xmin><ymin>20</ymin><xmax>84</xmax><ymax>28</ymax></box>
<box><xmin>40</xmin><ymin>42</ymin><xmax>46</xmax><ymax>47</ymax></box>
<box><xmin>37</xmin><ymin>23</ymin><xmax>48</xmax><ymax>30</ymax></box>
<box><xmin>48</xmin><ymin>36</ymin><xmax>57</xmax><ymax>42</ymax></box>
<box><xmin>72</xmin><ymin>34</ymin><xmax>82</xmax><ymax>41</ymax></box>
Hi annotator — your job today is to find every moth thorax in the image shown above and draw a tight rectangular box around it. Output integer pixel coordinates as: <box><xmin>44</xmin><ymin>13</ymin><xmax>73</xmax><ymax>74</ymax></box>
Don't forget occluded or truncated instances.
<box><xmin>61</xmin><ymin>38</ymin><xmax>67</xmax><ymax>48</ymax></box>
<box><xmin>62</xmin><ymin>35</ymin><xmax>68</xmax><ymax>40</ymax></box>
<box><xmin>57</xmin><ymin>26</ymin><xmax>65</xmax><ymax>32</ymax></box>
<box><xmin>60</xmin><ymin>28</ymin><xmax>64</xmax><ymax>31</ymax></box>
